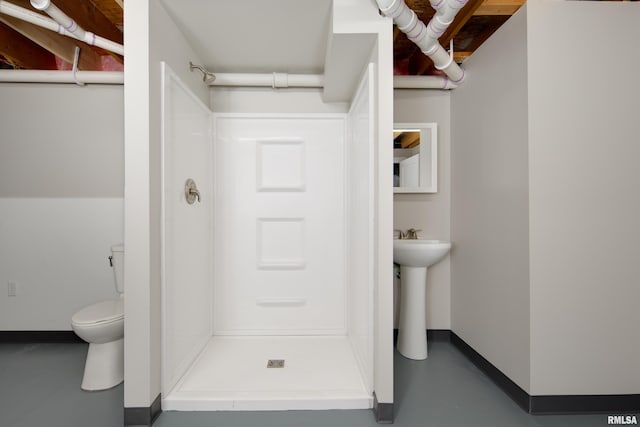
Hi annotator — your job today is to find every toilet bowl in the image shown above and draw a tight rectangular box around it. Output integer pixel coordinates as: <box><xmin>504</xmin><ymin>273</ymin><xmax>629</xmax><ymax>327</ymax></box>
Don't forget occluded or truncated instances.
<box><xmin>71</xmin><ymin>244</ymin><xmax>125</xmax><ymax>391</ymax></box>
<box><xmin>72</xmin><ymin>299</ymin><xmax>124</xmax><ymax>390</ymax></box>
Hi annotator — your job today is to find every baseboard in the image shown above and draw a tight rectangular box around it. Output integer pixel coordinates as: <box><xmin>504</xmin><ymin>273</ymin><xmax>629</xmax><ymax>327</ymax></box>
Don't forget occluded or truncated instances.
<box><xmin>372</xmin><ymin>392</ymin><xmax>394</xmax><ymax>424</ymax></box>
<box><xmin>450</xmin><ymin>331</ymin><xmax>531</xmax><ymax>412</ymax></box>
<box><xmin>124</xmin><ymin>394</ymin><xmax>162</xmax><ymax>426</ymax></box>
<box><xmin>530</xmin><ymin>394</ymin><xmax>640</xmax><ymax>415</ymax></box>
<box><xmin>449</xmin><ymin>331</ymin><xmax>640</xmax><ymax>415</ymax></box>
<box><xmin>0</xmin><ymin>330</ymin><xmax>83</xmax><ymax>343</ymax></box>
<box><xmin>427</xmin><ymin>329</ymin><xmax>452</xmax><ymax>342</ymax></box>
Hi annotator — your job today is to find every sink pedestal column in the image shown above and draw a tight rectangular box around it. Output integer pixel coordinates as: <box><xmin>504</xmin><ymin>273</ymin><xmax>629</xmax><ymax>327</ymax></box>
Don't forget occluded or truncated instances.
<box><xmin>397</xmin><ymin>265</ymin><xmax>428</xmax><ymax>360</ymax></box>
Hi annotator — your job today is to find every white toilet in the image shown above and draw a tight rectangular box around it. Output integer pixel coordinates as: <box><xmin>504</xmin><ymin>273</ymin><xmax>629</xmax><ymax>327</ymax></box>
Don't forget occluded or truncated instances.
<box><xmin>71</xmin><ymin>244</ymin><xmax>124</xmax><ymax>391</ymax></box>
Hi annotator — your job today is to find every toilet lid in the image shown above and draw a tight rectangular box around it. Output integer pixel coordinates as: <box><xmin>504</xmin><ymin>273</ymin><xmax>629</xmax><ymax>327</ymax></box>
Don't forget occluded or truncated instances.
<box><xmin>72</xmin><ymin>300</ymin><xmax>124</xmax><ymax>325</ymax></box>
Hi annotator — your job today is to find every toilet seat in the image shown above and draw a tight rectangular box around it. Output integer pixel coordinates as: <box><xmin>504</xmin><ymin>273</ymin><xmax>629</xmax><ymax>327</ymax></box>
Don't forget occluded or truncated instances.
<box><xmin>72</xmin><ymin>300</ymin><xmax>123</xmax><ymax>326</ymax></box>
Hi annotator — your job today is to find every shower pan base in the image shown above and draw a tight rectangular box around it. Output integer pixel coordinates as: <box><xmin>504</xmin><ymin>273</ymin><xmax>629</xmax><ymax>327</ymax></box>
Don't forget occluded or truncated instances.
<box><xmin>163</xmin><ymin>336</ymin><xmax>372</xmax><ymax>411</ymax></box>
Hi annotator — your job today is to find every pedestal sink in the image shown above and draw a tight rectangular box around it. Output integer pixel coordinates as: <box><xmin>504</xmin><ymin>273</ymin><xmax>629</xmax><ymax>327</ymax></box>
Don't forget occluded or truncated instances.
<box><xmin>394</xmin><ymin>239</ymin><xmax>451</xmax><ymax>360</ymax></box>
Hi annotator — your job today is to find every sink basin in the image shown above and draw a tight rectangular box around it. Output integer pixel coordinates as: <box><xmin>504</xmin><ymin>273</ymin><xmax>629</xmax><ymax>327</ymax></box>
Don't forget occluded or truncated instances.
<box><xmin>393</xmin><ymin>239</ymin><xmax>451</xmax><ymax>268</ymax></box>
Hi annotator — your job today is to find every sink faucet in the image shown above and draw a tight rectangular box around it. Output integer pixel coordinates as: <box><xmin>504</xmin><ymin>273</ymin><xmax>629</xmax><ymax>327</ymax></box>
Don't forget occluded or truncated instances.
<box><xmin>406</xmin><ymin>228</ymin><xmax>421</xmax><ymax>239</ymax></box>
<box><xmin>394</xmin><ymin>228</ymin><xmax>421</xmax><ymax>239</ymax></box>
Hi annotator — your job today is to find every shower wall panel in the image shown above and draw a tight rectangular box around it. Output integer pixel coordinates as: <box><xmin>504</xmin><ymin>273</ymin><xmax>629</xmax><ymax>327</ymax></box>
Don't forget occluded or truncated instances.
<box><xmin>346</xmin><ymin>64</ymin><xmax>375</xmax><ymax>391</ymax></box>
<box><xmin>161</xmin><ymin>64</ymin><xmax>213</xmax><ymax>393</ymax></box>
<box><xmin>214</xmin><ymin>115</ymin><xmax>346</xmax><ymax>335</ymax></box>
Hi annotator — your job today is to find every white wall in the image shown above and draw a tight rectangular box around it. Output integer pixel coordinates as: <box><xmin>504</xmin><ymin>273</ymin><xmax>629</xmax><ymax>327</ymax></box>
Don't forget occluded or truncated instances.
<box><xmin>210</xmin><ymin>88</ymin><xmax>348</xmax><ymax>114</ymax></box>
<box><xmin>0</xmin><ymin>84</ymin><xmax>124</xmax><ymax>330</ymax></box>
<box><xmin>124</xmin><ymin>0</ymin><xmax>210</xmax><ymax>409</ymax></box>
<box><xmin>393</xmin><ymin>90</ymin><xmax>451</xmax><ymax>330</ymax></box>
<box><xmin>450</xmin><ymin>7</ymin><xmax>531</xmax><ymax>392</ymax></box>
<box><xmin>527</xmin><ymin>0</ymin><xmax>640</xmax><ymax>396</ymax></box>
<box><xmin>451</xmin><ymin>0</ymin><xmax>640</xmax><ymax>397</ymax></box>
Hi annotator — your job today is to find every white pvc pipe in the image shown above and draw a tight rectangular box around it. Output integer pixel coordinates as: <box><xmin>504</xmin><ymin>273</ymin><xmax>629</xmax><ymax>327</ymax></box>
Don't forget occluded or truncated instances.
<box><xmin>29</xmin><ymin>0</ymin><xmax>124</xmax><ymax>56</ymax></box>
<box><xmin>376</xmin><ymin>0</ymin><xmax>467</xmax><ymax>84</ymax></box>
<box><xmin>209</xmin><ymin>73</ymin><xmax>324</xmax><ymax>88</ymax></box>
<box><xmin>0</xmin><ymin>70</ymin><xmax>124</xmax><ymax>84</ymax></box>
<box><xmin>0</xmin><ymin>0</ymin><xmax>124</xmax><ymax>56</ymax></box>
<box><xmin>393</xmin><ymin>75</ymin><xmax>457</xmax><ymax>90</ymax></box>
<box><xmin>30</xmin><ymin>0</ymin><xmax>85</xmax><ymax>37</ymax></box>
<box><xmin>209</xmin><ymin>73</ymin><xmax>457</xmax><ymax>90</ymax></box>
<box><xmin>0</xmin><ymin>0</ymin><xmax>56</xmax><ymax>31</ymax></box>
<box><xmin>0</xmin><ymin>70</ymin><xmax>454</xmax><ymax>90</ymax></box>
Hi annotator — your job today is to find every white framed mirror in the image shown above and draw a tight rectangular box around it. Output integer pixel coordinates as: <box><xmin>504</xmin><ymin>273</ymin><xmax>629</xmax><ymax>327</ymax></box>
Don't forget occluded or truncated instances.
<box><xmin>393</xmin><ymin>122</ymin><xmax>438</xmax><ymax>193</ymax></box>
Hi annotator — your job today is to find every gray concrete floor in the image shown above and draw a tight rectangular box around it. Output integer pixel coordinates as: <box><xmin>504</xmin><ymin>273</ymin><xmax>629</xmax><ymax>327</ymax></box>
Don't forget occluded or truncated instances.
<box><xmin>0</xmin><ymin>340</ymin><xmax>624</xmax><ymax>427</ymax></box>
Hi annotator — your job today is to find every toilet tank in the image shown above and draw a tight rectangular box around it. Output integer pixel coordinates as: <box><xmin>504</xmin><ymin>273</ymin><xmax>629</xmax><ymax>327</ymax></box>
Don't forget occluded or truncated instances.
<box><xmin>110</xmin><ymin>244</ymin><xmax>124</xmax><ymax>294</ymax></box>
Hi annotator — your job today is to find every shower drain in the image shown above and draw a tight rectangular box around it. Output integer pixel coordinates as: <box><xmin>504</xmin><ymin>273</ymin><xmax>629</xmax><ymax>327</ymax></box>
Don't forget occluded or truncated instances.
<box><xmin>267</xmin><ymin>359</ymin><xmax>285</xmax><ymax>368</ymax></box>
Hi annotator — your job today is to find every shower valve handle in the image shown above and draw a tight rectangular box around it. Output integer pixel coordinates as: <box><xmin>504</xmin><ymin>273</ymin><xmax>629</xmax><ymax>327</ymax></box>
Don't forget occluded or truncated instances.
<box><xmin>185</xmin><ymin>179</ymin><xmax>201</xmax><ymax>204</ymax></box>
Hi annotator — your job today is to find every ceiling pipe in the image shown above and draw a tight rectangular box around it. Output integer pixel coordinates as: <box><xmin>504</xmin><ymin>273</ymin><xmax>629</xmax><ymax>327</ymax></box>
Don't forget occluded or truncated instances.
<box><xmin>29</xmin><ymin>0</ymin><xmax>124</xmax><ymax>56</ymax></box>
<box><xmin>0</xmin><ymin>0</ymin><xmax>56</xmax><ymax>31</ymax></box>
<box><xmin>207</xmin><ymin>72</ymin><xmax>456</xmax><ymax>90</ymax></box>
<box><xmin>376</xmin><ymin>0</ymin><xmax>467</xmax><ymax>85</ymax></box>
<box><xmin>0</xmin><ymin>70</ymin><xmax>450</xmax><ymax>89</ymax></box>
<box><xmin>394</xmin><ymin>75</ymin><xmax>457</xmax><ymax>90</ymax></box>
<box><xmin>207</xmin><ymin>73</ymin><xmax>325</xmax><ymax>88</ymax></box>
<box><xmin>0</xmin><ymin>70</ymin><xmax>123</xmax><ymax>84</ymax></box>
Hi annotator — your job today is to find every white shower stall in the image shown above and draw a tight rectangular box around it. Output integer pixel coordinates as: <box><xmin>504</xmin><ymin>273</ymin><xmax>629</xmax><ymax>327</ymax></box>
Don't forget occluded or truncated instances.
<box><xmin>123</xmin><ymin>0</ymin><xmax>393</xmax><ymax>416</ymax></box>
<box><xmin>161</xmin><ymin>61</ymin><xmax>376</xmax><ymax>410</ymax></box>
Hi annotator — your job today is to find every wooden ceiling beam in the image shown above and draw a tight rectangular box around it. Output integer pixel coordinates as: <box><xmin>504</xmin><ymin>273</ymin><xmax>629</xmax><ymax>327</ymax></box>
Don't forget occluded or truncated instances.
<box><xmin>0</xmin><ymin>15</ymin><xmax>103</xmax><ymax>70</ymax></box>
<box><xmin>89</xmin><ymin>0</ymin><xmax>124</xmax><ymax>34</ymax></box>
<box><xmin>439</xmin><ymin>0</ymin><xmax>486</xmax><ymax>46</ymax></box>
<box><xmin>399</xmin><ymin>132</ymin><xmax>420</xmax><ymax>149</ymax></box>
<box><xmin>452</xmin><ymin>51</ymin><xmax>472</xmax><ymax>63</ymax></box>
<box><xmin>0</xmin><ymin>22</ymin><xmax>57</xmax><ymax>69</ymax></box>
<box><xmin>474</xmin><ymin>0</ymin><xmax>526</xmax><ymax>16</ymax></box>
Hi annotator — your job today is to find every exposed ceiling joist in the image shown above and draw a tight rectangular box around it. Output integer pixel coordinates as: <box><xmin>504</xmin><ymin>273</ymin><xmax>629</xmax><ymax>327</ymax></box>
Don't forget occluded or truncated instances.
<box><xmin>0</xmin><ymin>21</ymin><xmax>57</xmax><ymax>69</ymax></box>
<box><xmin>453</xmin><ymin>51</ymin><xmax>472</xmax><ymax>63</ymax></box>
<box><xmin>474</xmin><ymin>0</ymin><xmax>526</xmax><ymax>16</ymax></box>
<box><xmin>439</xmin><ymin>0</ymin><xmax>486</xmax><ymax>47</ymax></box>
<box><xmin>0</xmin><ymin>14</ymin><xmax>103</xmax><ymax>70</ymax></box>
<box><xmin>398</xmin><ymin>131</ymin><xmax>420</xmax><ymax>149</ymax></box>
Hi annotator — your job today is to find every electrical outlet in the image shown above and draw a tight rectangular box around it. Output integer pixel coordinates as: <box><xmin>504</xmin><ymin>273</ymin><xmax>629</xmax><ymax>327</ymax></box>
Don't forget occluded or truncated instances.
<box><xmin>8</xmin><ymin>281</ymin><xmax>17</xmax><ymax>297</ymax></box>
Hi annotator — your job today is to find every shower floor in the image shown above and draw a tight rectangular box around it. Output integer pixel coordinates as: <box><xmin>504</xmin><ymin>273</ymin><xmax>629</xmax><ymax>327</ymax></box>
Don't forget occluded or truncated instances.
<box><xmin>162</xmin><ymin>336</ymin><xmax>372</xmax><ymax>411</ymax></box>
